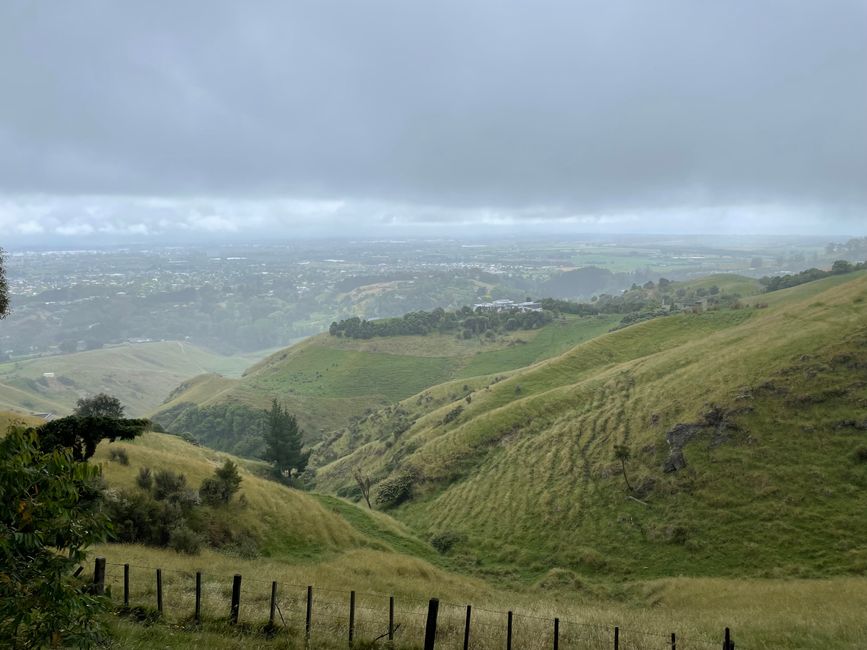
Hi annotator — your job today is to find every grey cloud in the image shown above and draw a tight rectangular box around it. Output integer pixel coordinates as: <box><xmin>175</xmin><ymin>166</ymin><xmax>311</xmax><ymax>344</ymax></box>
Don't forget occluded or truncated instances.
<box><xmin>0</xmin><ymin>0</ymin><xmax>865</xmax><ymax>231</ymax></box>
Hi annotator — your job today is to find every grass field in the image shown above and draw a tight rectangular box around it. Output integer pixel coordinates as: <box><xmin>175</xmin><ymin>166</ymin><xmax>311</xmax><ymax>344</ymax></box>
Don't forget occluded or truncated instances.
<box><xmin>0</xmin><ymin>341</ymin><xmax>258</xmax><ymax>417</ymax></box>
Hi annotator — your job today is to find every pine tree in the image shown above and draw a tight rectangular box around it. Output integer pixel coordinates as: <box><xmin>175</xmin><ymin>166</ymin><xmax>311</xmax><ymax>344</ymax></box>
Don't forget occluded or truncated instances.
<box><xmin>262</xmin><ymin>399</ymin><xmax>309</xmax><ymax>481</ymax></box>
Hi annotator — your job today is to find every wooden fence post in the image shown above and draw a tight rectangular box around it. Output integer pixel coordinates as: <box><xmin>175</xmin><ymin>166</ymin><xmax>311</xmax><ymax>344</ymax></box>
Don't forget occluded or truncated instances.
<box><xmin>724</xmin><ymin>627</ymin><xmax>730</xmax><ymax>650</ymax></box>
<box><xmin>156</xmin><ymin>569</ymin><xmax>163</xmax><ymax>616</ymax></box>
<box><xmin>553</xmin><ymin>618</ymin><xmax>559</xmax><ymax>650</ymax></box>
<box><xmin>349</xmin><ymin>590</ymin><xmax>356</xmax><ymax>647</ymax></box>
<box><xmin>614</xmin><ymin>626</ymin><xmax>619</xmax><ymax>650</ymax></box>
<box><xmin>123</xmin><ymin>564</ymin><xmax>129</xmax><ymax>607</ymax></box>
<box><xmin>463</xmin><ymin>605</ymin><xmax>472</xmax><ymax>650</ymax></box>
<box><xmin>194</xmin><ymin>572</ymin><xmax>202</xmax><ymax>625</ymax></box>
<box><xmin>389</xmin><ymin>596</ymin><xmax>395</xmax><ymax>643</ymax></box>
<box><xmin>671</xmin><ymin>632</ymin><xmax>676</xmax><ymax>650</ymax></box>
<box><xmin>93</xmin><ymin>557</ymin><xmax>105</xmax><ymax>596</ymax></box>
<box><xmin>269</xmin><ymin>581</ymin><xmax>278</xmax><ymax>628</ymax></box>
<box><xmin>305</xmin><ymin>586</ymin><xmax>313</xmax><ymax>646</ymax></box>
<box><xmin>506</xmin><ymin>611</ymin><xmax>513</xmax><ymax>650</ymax></box>
<box><xmin>230</xmin><ymin>574</ymin><xmax>242</xmax><ymax>625</ymax></box>
<box><xmin>423</xmin><ymin>598</ymin><xmax>439</xmax><ymax>650</ymax></box>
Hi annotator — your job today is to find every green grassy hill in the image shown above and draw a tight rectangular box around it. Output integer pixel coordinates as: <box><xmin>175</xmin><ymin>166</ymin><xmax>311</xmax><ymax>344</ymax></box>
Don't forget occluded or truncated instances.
<box><xmin>0</xmin><ymin>341</ymin><xmax>256</xmax><ymax>417</ymax></box>
<box><xmin>93</xmin><ymin>430</ymin><xmax>867</xmax><ymax>650</ymax></box>
<box><xmin>153</xmin><ymin>314</ymin><xmax>622</xmax><ymax>445</ymax></box>
<box><xmin>313</xmin><ymin>272</ymin><xmax>867</xmax><ymax>582</ymax></box>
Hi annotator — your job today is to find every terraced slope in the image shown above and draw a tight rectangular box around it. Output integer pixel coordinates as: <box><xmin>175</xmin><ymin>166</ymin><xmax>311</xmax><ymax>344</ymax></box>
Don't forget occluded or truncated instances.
<box><xmin>314</xmin><ymin>272</ymin><xmax>867</xmax><ymax>581</ymax></box>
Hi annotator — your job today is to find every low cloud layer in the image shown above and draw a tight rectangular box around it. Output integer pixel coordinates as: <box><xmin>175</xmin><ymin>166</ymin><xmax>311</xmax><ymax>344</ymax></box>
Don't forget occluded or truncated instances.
<box><xmin>1</xmin><ymin>1</ymin><xmax>865</xmax><ymax>240</ymax></box>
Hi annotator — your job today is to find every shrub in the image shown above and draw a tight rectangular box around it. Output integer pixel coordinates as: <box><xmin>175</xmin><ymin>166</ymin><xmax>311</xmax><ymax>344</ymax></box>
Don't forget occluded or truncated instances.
<box><xmin>200</xmin><ymin>460</ymin><xmax>242</xmax><ymax>506</ymax></box>
<box><xmin>152</xmin><ymin>470</ymin><xmax>187</xmax><ymax>502</ymax></box>
<box><xmin>108</xmin><ymin>447</ymin><xmax>129</xmax><ymax>465</ymax></box>
<box><xmin>136</xmin><ymin>467</ymin><xmax>153</xmax><ymax>491</ymax></box>
<box><xmin>375</xmin><ymin>471</ymin><xmax>416</xmax><ymax>508</ymax></box>
<box><xmin>430</xmin><ymin>531</ymin><xmax>465</xmax><ymax>554</ymax></box>
<box><xmin>854</xmin><ymin>446</ymin><xmax>867</xmax><ymax>464</ymax></box>
<box><xmin>168</xmin><ymin>525</ymin><xmax>202</xmax><ymax>555</ymax></box>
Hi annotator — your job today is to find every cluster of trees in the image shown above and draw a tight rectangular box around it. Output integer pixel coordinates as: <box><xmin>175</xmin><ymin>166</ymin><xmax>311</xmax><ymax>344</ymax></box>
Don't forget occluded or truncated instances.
<box><xmin>329</xmin><ymin>305</ymin><xmax>553</xmax><ymax>340</ymax></box>
<box><xmin>153</xmin><ymin>399</ymin><xmax>310</xmax><ymax>481</ymax></box>
<box><xmin>760</xmin><ymin>260</ymin><xmax>866</xmax><ymax>292</ymax></box>
<box><xmin>153</xmin><ymin>401</ymin><xmax>269</xmax><ymax>458</ymax></box>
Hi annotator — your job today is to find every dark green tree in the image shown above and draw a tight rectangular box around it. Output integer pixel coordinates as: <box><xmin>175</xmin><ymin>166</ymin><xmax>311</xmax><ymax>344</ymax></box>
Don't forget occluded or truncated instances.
<box><xmin>0</xmin><ymin>427</ymin><xmax>110</xmax><ymax>648</ymax></box>
<box><xmin>262</xmin><ymin>399</ymin><xmax>309</xmax><ymax>481</ymax></box>
<box><xmin>74</xmin><ymin>393</ymin><xmax>125</xmax><ymax>419</ymax></box>
<box><xmin>34</xmin><ymin>416</ymin><xmax>149</xmax><ymax>461</ymax></box>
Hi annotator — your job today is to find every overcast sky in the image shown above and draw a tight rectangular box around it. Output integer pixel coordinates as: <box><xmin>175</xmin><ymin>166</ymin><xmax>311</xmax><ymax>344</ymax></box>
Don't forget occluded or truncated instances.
<box><xmin>1</xmin><ymin>0</ymin><xmax>865</xmax><ymax>243</ymax></box>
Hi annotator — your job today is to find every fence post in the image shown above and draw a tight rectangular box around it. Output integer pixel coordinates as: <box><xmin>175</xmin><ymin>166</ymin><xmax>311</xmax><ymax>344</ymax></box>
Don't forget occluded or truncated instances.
<box><xmin>269</xmin><ymin>581</ymin><xmax>278</xmax><ymax>628</ymax></box>
<box><xmin>230</xmin><ymin>574</ymin><xmax>242</xmax><ymax>625</ymax></box>
<box><xmin>671</xmin><ymin>632</ymin><xmax>676</xmax><ymax>650</ymax></box>
<box><xmin>724</xmin><ymin>627</ymin><xmax>730</xmax><ymax>650</ymax></box>
<box><xmin>306</xmin><ymin>586</ymin><xmax>313</xmax><ymax>646</ymax></box>
<box><xmin>553</xmin><ymin>618</ymin><xmax>559</xmax><ymax>650</ymax></box>
<box><xmin>389</xmin><ymin>595</ymin><xmax>395</xmax><ymax>643</ymax></box>
<box><xmin>195</xmin><ymin>572</ymin><xmax>202</xmax><ymax>625</ymax></box>
<box><xmin>614</xmin><ymin>626</ymin><xmax>619</xmax><ymax>650</ymax></box>
<box><xmin>463</xmin><ymin>605</ymin><xmax>471</xmax><ymax>650</ymax></box>
<box><xmin>506</xmin><ymin>611</ymin><xmax>513</xmax><ymax>650</ymax></box>
<box><xmin>123</xmin><ymin>564</ymin><xmax>129</xmax><ymax>607</ymax></box>
<box><xmin>349</xmin><ymin>590</ymin><xmax>356</xmax><ymax>647</ymax></box>
<box><xmin>423</xmin><ymin>598</ymin><xmax>439</xmax><ymax>650</ymax></box>
<box><xmin>156</xmin><ymin>569</ymin><xmax>163</xmax><ymax>616</ymax></box>
<box><xmin>93</xmin><ymin>557</ymin><xmax>105</xmax><ymax>596</ymax></box>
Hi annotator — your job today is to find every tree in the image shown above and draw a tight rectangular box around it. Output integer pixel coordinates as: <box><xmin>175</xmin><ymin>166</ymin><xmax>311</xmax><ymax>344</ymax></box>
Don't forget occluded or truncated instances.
<box><xmin>352</xmin><ymin>468</ymin><xmax>372</xmax><ymax>509</ymax></box>
<box><xmin>0</xmin><ymin>247</ymin><xmax>8</xmax><ymax>318</ymax></box>
<box><xmin>35</xmin><ymin>416</ymin><xmax>149</xmax><ymax>461</ymax></box>
<box><xmin>74</xmin><ymin>393</ymin><xmax>125</xmax><ymax>419</ymax></box>
<box><xmin>262</xmin><ymin>399</ymin><xmax>309</xmax><ymax>481</ymax></box>
<box><xmin>200</xmin><ymin>460</ymin><xmax>243</xmax><ymax>506</ymax></box>
<box><xmin>0</xmin><ymin>426</ymin><xmax>110</xmax><ymax>648</ymax></box>
<box><xmin>613</xmin><ymin>444</ymin><xmax>634</xmax><ymax>492</ymax></box>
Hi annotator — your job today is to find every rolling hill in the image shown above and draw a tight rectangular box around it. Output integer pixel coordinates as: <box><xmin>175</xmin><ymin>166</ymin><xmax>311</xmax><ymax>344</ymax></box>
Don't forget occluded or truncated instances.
<box><xmin>312</xmin><ymin>272</ymin><xmax>867</xmax><ymax>581</ymax></box>
<box><xmin>152</xmin><ymin>313</ymin><xmax>622</xmax><ymax>450</ymax></box>
<box><xmin>0</xmin><ymin>341</ymin><xmax>258</xmax><ymax>417</ymax></box>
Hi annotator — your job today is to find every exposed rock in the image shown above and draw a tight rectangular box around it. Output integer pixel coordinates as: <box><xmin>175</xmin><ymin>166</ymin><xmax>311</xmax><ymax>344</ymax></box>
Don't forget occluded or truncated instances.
<box><xmin>662</xmin><ymin>423</ymin><xmax>702</xmax><ymax>473</ymax></box>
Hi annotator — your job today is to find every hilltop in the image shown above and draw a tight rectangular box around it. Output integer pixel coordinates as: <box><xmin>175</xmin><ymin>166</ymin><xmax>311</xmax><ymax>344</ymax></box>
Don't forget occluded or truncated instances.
<box><xmin>313</xmin><ymin>272</ymin><xmax>867</xmax><ymax>581</ymax></box>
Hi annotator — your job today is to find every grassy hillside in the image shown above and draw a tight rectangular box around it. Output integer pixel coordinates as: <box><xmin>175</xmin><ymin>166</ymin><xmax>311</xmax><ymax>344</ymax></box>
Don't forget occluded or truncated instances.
<box><xmin>153</xmin><ymin>314</ymin><xmax>621</xmax><ymax>445</ymax></box>
<box><xmin>314</xmin><ymin>272</ymin><xmax>867</xmax><ymax>582</ymax></box>
<box><xmin>0</xmin><ymin>341</ymin><xmax>256</xmax><ymax>417</ymax></box>
<box><xmin>91</xmin><ymin>431</ymin><xmax>867</xmax><ymax>649</ymax></box>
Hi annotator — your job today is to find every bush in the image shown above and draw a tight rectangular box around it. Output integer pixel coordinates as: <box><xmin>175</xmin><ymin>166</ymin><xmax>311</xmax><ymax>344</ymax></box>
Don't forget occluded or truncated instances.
<box><xmin>854</xmin><ymin>446</ymin><xmax>867</xmax><ymax>463</ymax></box>
<box><xmin>168</xmin><ymin>525</ymin><xmax>202</xmax><ymax>555</ymax></box>
<box><xmin>375</xmin><ymin>471</ymin><xmax>416</xmax><ymax>508</ymax></box>
<box><xmin>108</xmin><ymin>447</ymin><xmax>129</xmax><ymax>465</ymax></box>
<box><xmin>136</xmin><ymin>466</ymin><xmax>153</xmax><ymax>490</ymax></box>
<box><xmin>152</xmin><ymin>470</ymin><xmax>187</xmax><ymax>502</ymax></box>
<box><xmin>199</xmin><ymin>460</ymin><xmax>242</xmax><ymax>506</ymax></box>
<box><xmin>430</xmin><ymin>531</ymin><xmax>465</xmax><ymax>554</ymax></box>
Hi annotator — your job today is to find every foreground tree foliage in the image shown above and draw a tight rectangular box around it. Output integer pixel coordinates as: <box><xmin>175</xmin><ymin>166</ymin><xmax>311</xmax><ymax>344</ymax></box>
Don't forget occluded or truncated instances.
<box><xmin>0</xmin><ymin>427</ymin><xmax>109</xmax><ymax>649</ymax></box>
<box><xmin>73</xmin><ymin>393</ymin><xmax>126</xmax><ymax>419</ymax></box>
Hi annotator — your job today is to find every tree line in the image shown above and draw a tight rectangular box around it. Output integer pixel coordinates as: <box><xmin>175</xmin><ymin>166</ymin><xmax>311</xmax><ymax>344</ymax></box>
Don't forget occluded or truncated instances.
<box><xmin>760</xmin><ymin>260</ymin><xmax>866</xmax><ymax>292</ymax></box>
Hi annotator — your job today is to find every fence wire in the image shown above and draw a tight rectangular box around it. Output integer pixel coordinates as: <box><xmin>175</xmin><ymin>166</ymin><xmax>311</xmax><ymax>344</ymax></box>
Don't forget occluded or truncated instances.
<box><xmin>100</xmin><ymin>561</ymin><xmax>741</xmax><ymax>650</ymax></box>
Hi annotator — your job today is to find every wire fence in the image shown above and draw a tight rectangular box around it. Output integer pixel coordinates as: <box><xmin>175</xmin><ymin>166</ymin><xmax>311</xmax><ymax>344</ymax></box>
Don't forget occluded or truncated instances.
<box><xmin>96</xmin><ymin>559</ymin><xmax>739</xmax><ymax>649</ymax></box>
